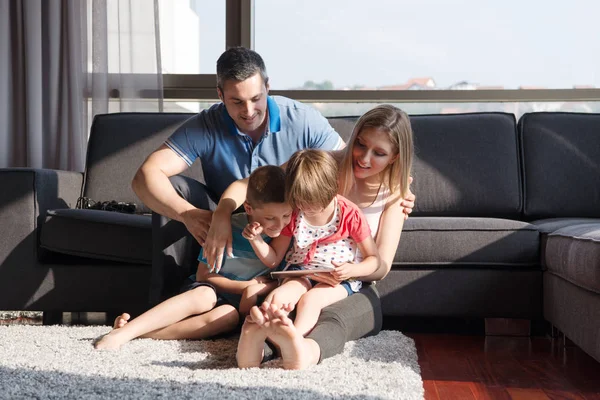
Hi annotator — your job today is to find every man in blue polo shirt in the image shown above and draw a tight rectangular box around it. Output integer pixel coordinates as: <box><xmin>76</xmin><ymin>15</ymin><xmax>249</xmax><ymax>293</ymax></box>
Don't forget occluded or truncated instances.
<box><xmin>133</xmin><ymin>48</ymin><xmax>343</xmax><ymax>265</ymax></box>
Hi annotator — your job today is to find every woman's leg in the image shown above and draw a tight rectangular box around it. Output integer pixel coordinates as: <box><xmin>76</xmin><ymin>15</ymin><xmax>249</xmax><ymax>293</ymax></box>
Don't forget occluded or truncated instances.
<box><xmin>94</xmin><ymin>285</ymin><xmax>226</xmax><ymax>349</ymax></box>
<box><xmin>293</xmin><ymin>284</ymin><xmax>348</xmax><ymax>336</ymax></box>
<box><xmin>307</xmin><ymin>284</ymin><xmax>382</xmax><ymax>360</ymax></box>
<box><xmin>254</xmin><ymin>284</ymin><xmax>382</xmax><ymax>369</ymax></box>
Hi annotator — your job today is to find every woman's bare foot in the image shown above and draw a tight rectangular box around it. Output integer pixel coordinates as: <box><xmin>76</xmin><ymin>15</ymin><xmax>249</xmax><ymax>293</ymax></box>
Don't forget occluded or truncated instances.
<box><xmin>259</xmin><ymin>304</ymin><xmax>320</xmax><ymax>370</ymax></box>
<box><xmin>236</xmin><ymin>308</ymin><xmax>269</xmax><ymax>368</ymax></box>
<box><xmin>93</xmin><ymin>313</ymin><xmax>131</xmax><ymax>350</ymax></box>
<box><xmin>113</xmin><ymin>313</ymin><xmax>131</xmax><ymax>329</ymax></box>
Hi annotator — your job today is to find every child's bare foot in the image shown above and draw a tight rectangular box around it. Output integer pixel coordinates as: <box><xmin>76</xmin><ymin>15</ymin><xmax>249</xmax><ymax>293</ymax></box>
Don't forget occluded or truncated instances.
<box><xmin>113</xmin><ymin>313</ymin><xmax>131</xmax><ymax>329</ymax></box>
<box><xmin>93</xmin><ymin>330</ymin><xmax>129</xmax><ymax>350</ymax></box>
<box><xmin>236</xmin><ymin>313</ymin><xmax>269</xmax><ymax>368</ymax></box>
<box><xmin>93</xmin><ymin>313</ymin><xmax>131</xmax><ymax>350</ymax></box>
<box><xmin>259</xmin><ymin>304</ymin><xmax>318</xmax><ymax>370</ymax></box>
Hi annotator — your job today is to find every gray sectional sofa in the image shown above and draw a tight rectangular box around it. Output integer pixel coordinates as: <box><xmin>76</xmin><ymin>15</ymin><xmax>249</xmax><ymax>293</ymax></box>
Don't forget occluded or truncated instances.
<box><xmin>0</xmin><ymin>111</ymin><xmax>598</xmax><ymax>363</ymax></box>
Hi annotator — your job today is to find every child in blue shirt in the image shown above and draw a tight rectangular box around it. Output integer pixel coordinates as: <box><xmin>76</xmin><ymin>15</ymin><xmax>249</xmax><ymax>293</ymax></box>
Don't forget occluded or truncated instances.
<box><xmin>94</xmin><ymin>166</ymin><xmax>291</xmax><ymax>350</ymax></box>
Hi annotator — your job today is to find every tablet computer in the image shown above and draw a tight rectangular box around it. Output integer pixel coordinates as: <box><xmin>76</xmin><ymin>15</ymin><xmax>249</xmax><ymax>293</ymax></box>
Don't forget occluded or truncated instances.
<box><xmin>270</xmin><ymin>262</ymin><xmax>334</xmax><ymax>278</ymax></box>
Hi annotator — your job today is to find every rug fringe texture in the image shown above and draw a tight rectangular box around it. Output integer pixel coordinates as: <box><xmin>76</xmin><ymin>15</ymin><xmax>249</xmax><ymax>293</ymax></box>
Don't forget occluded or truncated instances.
<box><xmin>0</xmin><ymin>326</ymin><xmax>423</xmax><ymax>399</ymax></box>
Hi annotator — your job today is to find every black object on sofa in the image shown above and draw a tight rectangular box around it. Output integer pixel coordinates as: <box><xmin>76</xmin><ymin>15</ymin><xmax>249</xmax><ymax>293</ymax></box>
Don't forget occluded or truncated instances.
<box><xmin>1</xmin><ymin>110</ymin><xmax>599</xmax><ymax>364</ymax></box>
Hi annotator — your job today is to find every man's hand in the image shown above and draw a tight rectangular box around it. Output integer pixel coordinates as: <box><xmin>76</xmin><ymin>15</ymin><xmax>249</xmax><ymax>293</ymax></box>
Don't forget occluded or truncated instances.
<box><xmin>242</xmin><ymin>221</ymin><xmax>264</xmax><ymax>241</ymax></box>
<box><xmin>181</xmin><ymin>208</ymin><xmax>213</xmax><ymax>246</ymax></box>
<box><xmin>401</xmin><ymin>176</ymin><xmax>416</xmax><ymax>220</ymax></box>
<box><xmin>203</xmin><ymin>210</ymin><xmax>233</xmax><ymax>273</ymax></box>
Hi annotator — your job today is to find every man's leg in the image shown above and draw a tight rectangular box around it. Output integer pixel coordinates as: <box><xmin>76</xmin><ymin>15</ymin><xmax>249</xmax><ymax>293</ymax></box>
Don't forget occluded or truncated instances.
<box><xmin>151</xmin><ymin>175</ymin><xmax>219</xmax><ymax>305</ymax></box>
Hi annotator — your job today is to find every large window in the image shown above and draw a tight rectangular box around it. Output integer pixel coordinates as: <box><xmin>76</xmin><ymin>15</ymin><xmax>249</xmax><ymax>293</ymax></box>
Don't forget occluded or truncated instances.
<box><xmin>92</xmin><ymin>1</ymin><xmax>600</xmax><ymax>116</ymax></box>
<box><xmin>159</xmin><ymin>0</ymin><xmax>225</xmax><ymax>74</ymax></box>
<box><xmin>255</xmin><ymin>0</ymin><xmax>599</xmax><ymax>91</ymax></box>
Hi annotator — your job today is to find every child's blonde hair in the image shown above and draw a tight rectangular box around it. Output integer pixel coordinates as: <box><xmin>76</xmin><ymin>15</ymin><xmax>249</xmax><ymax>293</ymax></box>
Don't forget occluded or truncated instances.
<box><xmin>338</xmin><ymin>105</ymin><xmax>414</xmax><ymax>198</ymax></box>
<box><xmin>285</xmin><ymin>149</ymin><xmax>338</xmax><ymax>210</ymax></box>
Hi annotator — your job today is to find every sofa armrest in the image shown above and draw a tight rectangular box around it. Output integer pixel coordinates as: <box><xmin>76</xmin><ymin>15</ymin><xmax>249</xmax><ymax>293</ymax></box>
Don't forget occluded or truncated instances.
<box><xmin>0</xmin><ymin>168</ymin><xmax>84</xmax><ymax>255</ymax></box>
<box><xmin>0</xmin><ymin>168</ymin><xmax>84</xmax><ymax>310</ymax></box>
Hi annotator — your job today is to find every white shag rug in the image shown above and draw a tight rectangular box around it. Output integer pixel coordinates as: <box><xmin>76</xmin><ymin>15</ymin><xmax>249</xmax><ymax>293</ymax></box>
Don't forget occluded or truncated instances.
<box><xmin>0</xmin><ymin>326</ymin><xmax>423</xmax><ymax>400</ymax></box>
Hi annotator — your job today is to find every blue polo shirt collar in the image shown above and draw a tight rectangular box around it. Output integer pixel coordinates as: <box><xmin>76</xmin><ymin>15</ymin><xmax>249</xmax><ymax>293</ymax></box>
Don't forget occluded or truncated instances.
<box><xmin>222</xmin><ymin>95</ymin><xmax>281</xmax><ymax>137</ymax></box>
<box><xmin>267</xmin><ymin>96</ymin><xmax>281</xmax><ymax>133</ymax></box>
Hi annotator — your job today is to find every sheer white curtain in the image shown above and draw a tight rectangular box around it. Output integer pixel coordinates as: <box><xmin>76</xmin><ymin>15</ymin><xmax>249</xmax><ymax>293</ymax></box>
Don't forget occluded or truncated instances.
<box><xmin>88</xmin><ymin>0</ymin><xmax>164</xmax><ymax>118</ymax></box>
<box><xmin>0</xmin><ymin>0</ymin><xmax>163</xmax><ymax>171</ymax></box>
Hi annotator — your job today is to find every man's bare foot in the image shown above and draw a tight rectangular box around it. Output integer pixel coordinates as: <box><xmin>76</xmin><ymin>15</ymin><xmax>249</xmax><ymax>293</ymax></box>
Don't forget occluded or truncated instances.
<box><xmin>236</xmin><ymin>311</ymin><xmax>269</xmax><ymax>368</ymax></box>
<box><xmin>259</xmin><ymin>304</ymin><xmax>319</xmax><ymax>370</ymax></box>
<box><xmin>113</xmin><ymin>313</ymin><xmax>131</xmax><ymax>329</ymax></box>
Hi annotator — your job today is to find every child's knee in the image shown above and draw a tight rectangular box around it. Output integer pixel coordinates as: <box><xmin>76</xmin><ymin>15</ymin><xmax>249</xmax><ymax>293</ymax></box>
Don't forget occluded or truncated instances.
<box><xmin>190</xmin><ymin>285</ymin><xmax>217</xmax><ymax>307</ymax></box>
<box><xmin>298</xmin><ymin>291</ymin><xmax>320</xmax><ymax>309</ymax></box>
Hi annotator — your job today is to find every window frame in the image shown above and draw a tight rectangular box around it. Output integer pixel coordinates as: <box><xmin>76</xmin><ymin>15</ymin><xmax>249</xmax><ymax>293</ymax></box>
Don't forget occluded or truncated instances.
<box><xmin>158</xmin><ymin>0</ymin><xmax>600</xmax><ymax>104</ymax></box>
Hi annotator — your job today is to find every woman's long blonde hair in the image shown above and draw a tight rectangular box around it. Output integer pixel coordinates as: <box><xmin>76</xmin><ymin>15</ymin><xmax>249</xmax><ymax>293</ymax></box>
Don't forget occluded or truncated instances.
<box><xmin>338</xmin><ymin>105</ymin><xmax>414</xmax><ymax>198</ymax></box>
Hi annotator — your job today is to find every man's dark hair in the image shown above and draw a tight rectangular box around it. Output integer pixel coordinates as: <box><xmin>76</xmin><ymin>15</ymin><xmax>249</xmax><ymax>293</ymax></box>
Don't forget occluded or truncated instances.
<box><xmin>246</xmin><ymin>165</ymin><xmax>286</xmax><ymax>207</ymax></box>
<box><xmin>216</xmin><ymin>47</ymin><xmax>269</xmax><ymax>90</ymax></box>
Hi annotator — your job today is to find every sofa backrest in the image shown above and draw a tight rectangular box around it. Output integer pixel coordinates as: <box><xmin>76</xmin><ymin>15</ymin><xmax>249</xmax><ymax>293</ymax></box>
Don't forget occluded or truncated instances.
<box><xmin>84</xmin><ymin>113</ymin><xmax>202</xmax><ymax>214</ymax></box>
<box><xmin>329</xmin><ymin>112</ymin><xmax>523</xmax><ymax>218</ymax></box>
<box><xmin>85</xmin><ymin>111</ymin><xmax>524</xmax><ymax>218</ymax></box>
<box><xmin>519</xmin><ymin>112</ymin><xmax>600</xmax><ymax>219</ymax></box>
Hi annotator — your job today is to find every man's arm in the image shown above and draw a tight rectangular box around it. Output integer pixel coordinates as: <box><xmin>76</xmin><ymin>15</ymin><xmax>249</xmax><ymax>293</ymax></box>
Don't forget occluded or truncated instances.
<box><xmin>202</xmin><ymin>177</ymin><xmax>249</xmax><ymax>269</ymax></box>
<box><xmin>132</xmin><ymin>144</ymin><xmax>213</xmax><ymax>245</ymax></box>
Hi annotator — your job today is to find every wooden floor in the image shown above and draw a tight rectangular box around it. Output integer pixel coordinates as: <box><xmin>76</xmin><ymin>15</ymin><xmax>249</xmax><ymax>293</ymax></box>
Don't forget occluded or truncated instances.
<box><xmin>408</xmin><ymin>333</ymin><xmax>600</xmax><ymax>400</ymax></box>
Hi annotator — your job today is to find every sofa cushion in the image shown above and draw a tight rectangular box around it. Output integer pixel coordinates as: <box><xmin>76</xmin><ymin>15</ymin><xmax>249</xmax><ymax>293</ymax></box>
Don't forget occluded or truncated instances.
<box><xmin>520</xmin><ymin>112</ymin><xmax>600</xmax><ymax>219</ymax></box>
<box><xmin>327</xmin><ymin>117</ymin><xmax>357</xmax><ymax>142</ymax></box>
<box><xmin>395</xmin><ymin>217</ymin><xmax>539</xmax><ymax>267</ymax></box>
<box><xmin>531</xmin><ymin>218</ymin><xmax>600</xmax><ymax>234</ymax></box>
<box><xmin>410</xmin><ymin>113</ymin><xmax>521</xmax><ymax>218</ymax></box>
<box><xmin>84</xmin><ymin>113</ymin><xmax>205</xmax><ymax>214</ymax></box>
<box><xmin>531</xmin><ymin>218</ymin><xmax>600</xmax><ymax>268</ymax></box>
<box><xmin>545</xmin><ymin>223</ymin><xmax>600</xmax><ymax>295</ymax></box>
<box><xmin>40</xmin><ymin>209</ymin><xmax>152</xmax><ymax>264</ymax></box>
